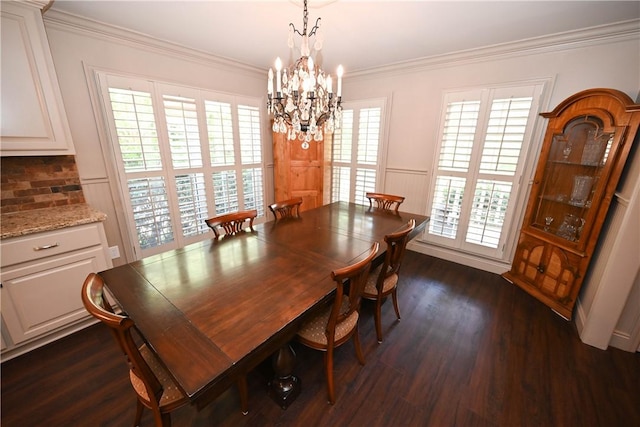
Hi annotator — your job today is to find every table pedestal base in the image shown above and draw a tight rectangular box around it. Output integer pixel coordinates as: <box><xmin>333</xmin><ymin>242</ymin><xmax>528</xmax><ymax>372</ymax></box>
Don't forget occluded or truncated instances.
<box><xmin>268</xmin><ymin>344</ymin><xmax>300</xmax><ymax>409</ymax></box>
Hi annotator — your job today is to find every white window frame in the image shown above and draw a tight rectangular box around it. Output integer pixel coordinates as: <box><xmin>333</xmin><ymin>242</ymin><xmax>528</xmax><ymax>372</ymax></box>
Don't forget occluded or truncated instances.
<box><xmin>96</xmin><ymin>72</ymin><xmax>266</xmax><ymax>259</ymax></box>
<box><xmin>331</xmin><ymin>98</ymin><xmax>387</xmax><ymax>205</ymax></box>
<box><xmin>424</xmin><ymin>83</ymin><xmax>545</xmax><ymax>260</ymax></box>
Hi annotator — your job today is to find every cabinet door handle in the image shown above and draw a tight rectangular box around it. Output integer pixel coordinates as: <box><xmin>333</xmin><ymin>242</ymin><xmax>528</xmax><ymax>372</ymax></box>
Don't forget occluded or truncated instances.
<box><xmin>537</xmin><ymin>265</ymin><xmax>545</xmax><ymax>273</ymax></box>
<box><xmin>33</xmin><ymin>242</ymin><xmax>60</xmax><ymax>251</ymax></box>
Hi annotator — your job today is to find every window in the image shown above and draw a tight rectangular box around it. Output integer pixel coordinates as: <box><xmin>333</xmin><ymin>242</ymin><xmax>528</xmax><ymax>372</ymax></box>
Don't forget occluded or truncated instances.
<box><xmin>425</xmin><ymin>84</ymin><xmax>544</xmax><ymax>259</ymax></box>
<box><xmin>331</xmin><ymin>99</ymin><xmax>386</xmax><ymax>205</ymax></box>
<box><xmin>99</xmin><ymin>74</ymin><xmax>265</xmax><ymax>259</ymax></box>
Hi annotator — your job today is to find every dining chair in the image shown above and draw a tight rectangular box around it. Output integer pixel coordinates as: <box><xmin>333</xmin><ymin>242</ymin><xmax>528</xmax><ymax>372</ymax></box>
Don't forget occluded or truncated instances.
<box><xmin>205</xmin><ymin>210</ymin><xmax>257</xmax><ymax>239</ymax></box>
<box><xmin>268</xmin><ymin>197</ymin><xmax>303</xmax><ymax>220</ymax></box>
<box><xmin>81</xmin><ymin>273</ymin><xmax>249</xmax><ymax>426</ymax></box>
<box><xmin>362</xmin><ymin>219</ymin><xmax>415</xmax><ymax>343</ymax></box>
<box><xmin>296</xmin><ymin>241</ymin><xmax>379</xmax><ymax>404</ymax></box>
<box><xmin>365</xmin><ymin>192</ymin><xmax>405</xmax><ymax>212</ymax></box>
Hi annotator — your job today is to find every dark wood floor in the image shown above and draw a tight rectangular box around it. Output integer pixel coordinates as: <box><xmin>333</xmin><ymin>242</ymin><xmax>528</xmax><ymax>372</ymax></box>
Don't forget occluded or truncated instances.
<box><xmin>2</xmin><ymin>251</ymin><xmax>639</xmax><ymax>426</ymax></box>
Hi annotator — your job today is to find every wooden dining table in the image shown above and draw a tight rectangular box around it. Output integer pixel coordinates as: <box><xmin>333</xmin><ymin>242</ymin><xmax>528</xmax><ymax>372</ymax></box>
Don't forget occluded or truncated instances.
<box><xmin>99</xmin><ymin>201</ymin><xmax>429</xmax><ymax>410</ymax></box>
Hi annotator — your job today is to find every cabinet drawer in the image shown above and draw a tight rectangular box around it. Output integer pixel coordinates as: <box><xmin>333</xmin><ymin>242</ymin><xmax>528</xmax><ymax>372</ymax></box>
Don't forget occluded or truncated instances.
<box><xmin>1</xmin><ymin>247</ymin><xmax>106</xmax><ymax>345</ymax></box>
<box><xmin>1</xmin><ymin>223</ymin><xmax>102</xmax><ymax>267</ymax></box>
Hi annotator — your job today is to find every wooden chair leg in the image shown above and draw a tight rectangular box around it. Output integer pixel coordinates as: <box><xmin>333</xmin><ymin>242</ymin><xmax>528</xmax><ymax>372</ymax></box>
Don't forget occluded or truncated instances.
<box><xmin>374</xmin><ymin>297</ymin><xmax>383</xmax><ymax>343</ymax></box>
<box><xmin>237</xmin><ymin>376</ymin><xmax>249</xmax><ymax>415</ymax></box>
<box><xmin>353</xmin><ymin>325</ymin><xmax>365</xmax><ymax>365</ymax></box>
<box><xmin>391</xmin><ymin>288</ymin><xmax>401</xmax><ymax>320</ymax></box>
<box><xmin>134</xmin><ymin>399</ymin><xmax>144</xmax><ymax>426</ymax></box>
<box><xmin>324</xmin><ymin>348</ymin><xmax>335</xmax><ymax>405</ymax></box>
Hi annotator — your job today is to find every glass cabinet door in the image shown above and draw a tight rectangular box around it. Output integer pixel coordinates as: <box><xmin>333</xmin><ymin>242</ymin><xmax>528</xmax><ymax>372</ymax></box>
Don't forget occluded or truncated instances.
<box><xmin>531</xmin><ymin>116</ymin><xmax>615</xmax><ymax>244</ymax></box>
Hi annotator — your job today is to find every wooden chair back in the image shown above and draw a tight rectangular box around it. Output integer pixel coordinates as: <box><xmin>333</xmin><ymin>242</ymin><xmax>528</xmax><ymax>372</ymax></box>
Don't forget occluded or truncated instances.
<box><xmin>269</xmin><ymin>197</ymin><xmax>303</xmax><ymax>220</ymax></box>
<box><xmin>205</xmin><ymin>210</ymin><xmax>257</xmax><ymax>238</ymax></box>
<box><xmin>379</xmin><ymin>219</ymin><xmax>415</xmax><ymax>280</ymax></box>
<box><xmin>327</xmin><ymin>242</ymin><xmax>379</xmax><ymax>347</ymax></box>
<box><xmin>362</xmin><ymin>219</ymin><xmax>415</xmax><ymax>342</ymax></box>
<box><xmin>296</xmin><ymin>242</ymin><xmax>379</xmax><ymax>404</ymax></box>
<box><xmin>81</xmin><ymin>273</ymin><xmax>183</xmax><ymax>425</ymax></box>
<box><xmin>365</xmin><ymin>192</ymin><xmax>405</xmax><ymax>212</ymax></box>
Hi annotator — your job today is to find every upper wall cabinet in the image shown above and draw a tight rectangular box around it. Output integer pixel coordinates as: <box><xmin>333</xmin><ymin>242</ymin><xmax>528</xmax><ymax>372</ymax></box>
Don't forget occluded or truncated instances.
<box><xmin>503</xmin><ymin>88</ymin><xmax>640</xmax><ymax>320</ymax></box>
<box><xmin>0</xmin><ymin>1</ymin><xmax>75</xmax><ymax>156</ymax></box>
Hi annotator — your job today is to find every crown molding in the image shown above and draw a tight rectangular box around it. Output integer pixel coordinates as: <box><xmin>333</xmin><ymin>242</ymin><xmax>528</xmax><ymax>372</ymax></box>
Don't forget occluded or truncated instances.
<box><xmin>20</xmin><ymin>0</ymin><xmax>51</xmax><ymax>10</ymax></box>
<box><xmin>42</xmin><ymin>9</ymin><xmax>638</xmax><ymax>81</ymax></box>
<box><xmin>350</xmin><ymin>19</ymin><xmax>640</xmax><ymax>79</ymax></box>
<box><xmin>42</xmin><ymin>9</ymin><xmax>266</xmax><ymax>79</ymax></box>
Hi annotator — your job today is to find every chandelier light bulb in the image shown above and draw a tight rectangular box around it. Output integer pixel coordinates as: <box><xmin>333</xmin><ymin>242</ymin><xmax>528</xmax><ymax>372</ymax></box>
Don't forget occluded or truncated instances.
<box><xmin>275</xmin><ymin>57</ymin><xmax>282</xmax><ymax>93</ymax></box>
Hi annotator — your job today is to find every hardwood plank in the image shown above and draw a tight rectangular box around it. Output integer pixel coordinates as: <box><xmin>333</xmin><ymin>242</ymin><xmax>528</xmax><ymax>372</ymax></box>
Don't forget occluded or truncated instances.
<box><xmin>2</xmin><ymin>251</ymin><xmax>639</xmax><ymax>426</ymax></box>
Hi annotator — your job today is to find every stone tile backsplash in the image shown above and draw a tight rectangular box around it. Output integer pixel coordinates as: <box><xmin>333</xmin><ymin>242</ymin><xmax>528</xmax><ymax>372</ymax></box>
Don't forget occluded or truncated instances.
<box><xmin>1</xmin><ymin>156</ymin><xmax>85</xmax><ymax>214</ymax></box>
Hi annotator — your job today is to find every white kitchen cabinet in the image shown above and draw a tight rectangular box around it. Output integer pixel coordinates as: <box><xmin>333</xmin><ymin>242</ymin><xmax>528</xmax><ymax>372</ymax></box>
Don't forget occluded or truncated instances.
<box><xmin>0</xmin><ymin>1</ymin><xmax>75</xmax><ymax>155</ymax></box>
<box><xmin>0</xmin><ymin>222</ymin><xmax>111</xmax><ymax>360</ymax></box>
<box><xmin>1</xmin><ymin>322</ymin><xmax>8</xmax><ymax>351</ymax></box>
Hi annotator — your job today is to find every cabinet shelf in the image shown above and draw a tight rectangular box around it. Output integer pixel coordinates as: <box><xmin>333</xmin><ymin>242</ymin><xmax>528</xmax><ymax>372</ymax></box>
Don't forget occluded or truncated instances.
<box><xmin>548</xmin><ymin>159</ymin><xmax>603</xmax><ymax>167</ymax></box>
<box><xmin>539</xmin><ymin>195</ymin><xmax>592</xmax><ymax>208</ymax></box>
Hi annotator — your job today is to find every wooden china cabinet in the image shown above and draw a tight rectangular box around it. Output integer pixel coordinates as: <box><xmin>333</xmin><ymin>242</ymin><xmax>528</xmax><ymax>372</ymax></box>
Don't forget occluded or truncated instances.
<box><xmin>272</xmin><ymin>130</ymin><xmax>332</xmax><ymax>211</ymax></box>
<box><xmin>503</xmin><ymin>88</ymin><xmax>640</xmax><ymax>320</ymax></box>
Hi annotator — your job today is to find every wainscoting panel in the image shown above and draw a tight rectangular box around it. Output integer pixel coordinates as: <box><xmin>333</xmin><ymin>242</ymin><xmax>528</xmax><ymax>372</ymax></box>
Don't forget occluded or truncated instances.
<box><xmin>80</xmin><ymin>178</ymin><xmax>130</xmax><ymax>266</ymax></box>
<box><xmin>383</xmin><ymin>168</ymin><xmax>429</xmax><ymax>215</ymax></box>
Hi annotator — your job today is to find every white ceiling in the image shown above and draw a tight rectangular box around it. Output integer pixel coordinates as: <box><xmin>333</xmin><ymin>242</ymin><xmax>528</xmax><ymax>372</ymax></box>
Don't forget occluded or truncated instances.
<box><xmin>48</xmin><ymin>1</ymin><xmax>640</xmax><ymax>73</ymax></box>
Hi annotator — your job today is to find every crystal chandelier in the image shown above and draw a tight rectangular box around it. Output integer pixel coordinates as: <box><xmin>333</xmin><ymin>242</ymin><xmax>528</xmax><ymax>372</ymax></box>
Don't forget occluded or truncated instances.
<box><xmin>267</xmin><ymin>0</ymin><xmax>343</xmax><ymax>149</ymax></box>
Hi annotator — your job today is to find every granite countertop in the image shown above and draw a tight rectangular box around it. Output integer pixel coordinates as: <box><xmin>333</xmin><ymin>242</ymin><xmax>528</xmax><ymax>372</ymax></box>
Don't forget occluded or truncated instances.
<box><xmin>1</xmin><ymin>204</ymin><xmax>107</xmax><ymax>240</ymax></box>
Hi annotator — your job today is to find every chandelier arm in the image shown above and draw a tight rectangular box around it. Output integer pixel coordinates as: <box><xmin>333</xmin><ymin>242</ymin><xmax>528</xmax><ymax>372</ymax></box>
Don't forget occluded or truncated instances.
<box><xmin>280</xmin><ymin>113</ymin><xmax>294</xmax><ymax>127</ymax></box>
<box><xmin>315</xmin><ymin>98</ymin><xmax>342</xmax><ymax>127</ymax></box>
<box><xmin>315</xmin><ymin>112</ymin><xmax>329</xmax><ymax>127</ymax></box>
<box><xmin>270</xmin><ymin>99</ymin><xmax>294</xmax><ymax>125</ymax></box>
<box><xmin>307</xmin><ymin>18</ymin><xmax>321</xmax><ymax>37</ymax></box>
<box><xmin>290</xmin><ymin>17</ymin><xmax>321</xmax><ymax>37</ymax></box>
<box><xmin>289</xmin><ymin>22</ymin><xmax>304</xmax><ymax>37</ymax></box>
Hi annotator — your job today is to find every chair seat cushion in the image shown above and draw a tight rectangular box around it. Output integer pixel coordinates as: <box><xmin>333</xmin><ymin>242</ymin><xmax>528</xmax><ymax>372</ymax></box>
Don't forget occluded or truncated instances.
<box><xmin>129</xmin><ymin>344</ymin><xmax>186</xmax><ymax>407</ymax></box>
<box><xmin>363</xmin><ymin>264</ymin><xmax>398</xmax><ymax>297</ymax></box>
<box><xmin>297</xmin><ymin>298</ymin><xmax>359</xmax><ymax>346</ymax></box>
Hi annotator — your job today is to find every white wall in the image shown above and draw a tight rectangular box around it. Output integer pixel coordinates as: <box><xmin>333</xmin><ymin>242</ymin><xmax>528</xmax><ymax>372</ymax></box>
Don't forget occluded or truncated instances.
<box><xmin>576</xmin><ymin>139</ymin><xmax>640</xmax><ymax>350</ymax></box>
<box><xmin>43</xmin><ymin>12</ymin><xmax>640</xmax><ymax>349</ymax></box>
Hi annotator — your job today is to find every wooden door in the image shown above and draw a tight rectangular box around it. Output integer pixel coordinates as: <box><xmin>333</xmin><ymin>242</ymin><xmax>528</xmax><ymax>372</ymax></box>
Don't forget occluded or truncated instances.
<box><xmin>272</xmin><ymin>131</ymin><xmax>331</xmax><ymax>211</ymax></box>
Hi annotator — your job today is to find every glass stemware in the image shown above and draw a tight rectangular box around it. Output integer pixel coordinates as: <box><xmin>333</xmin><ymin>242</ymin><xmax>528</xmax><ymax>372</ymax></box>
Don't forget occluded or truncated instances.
<box><xmin>562</xmin><ymin>142</ymin><xmax>572</xmax><ymax>160</ymax></box>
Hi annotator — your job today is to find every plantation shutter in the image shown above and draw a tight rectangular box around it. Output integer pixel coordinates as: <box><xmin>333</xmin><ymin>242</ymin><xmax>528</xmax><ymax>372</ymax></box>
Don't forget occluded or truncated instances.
<box><xmin>331</xmin><ymin>100</ymin><xmax>386</xmax><ymax>205</ymax></box>
<box><xmin>426</xmin><ymin>84</ymin><xmax>543</xmax><ymax>259</ymax></box>
<box><xmin>238</xmin><ymin>105</ymin><xmax>264</xmax><ymax>217</ymax></box>
<box><xmin>99</xmin><ymin>73</ymin><xmax>265</xmax><ymax>259</ymax></box>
